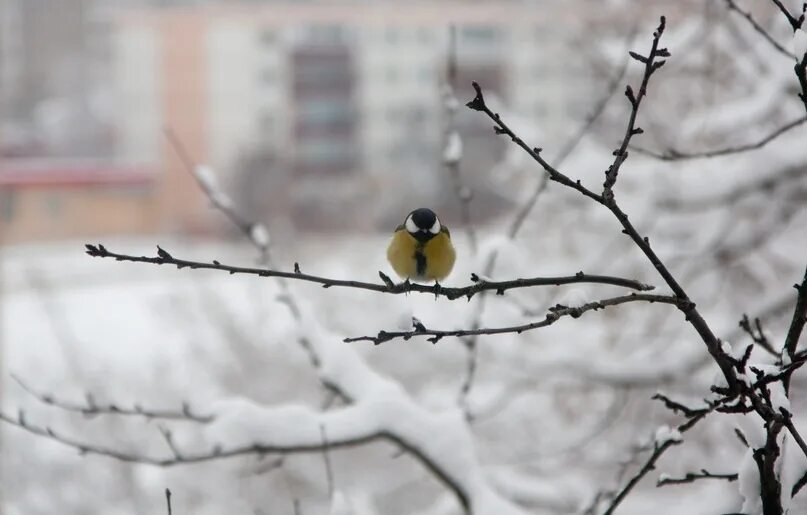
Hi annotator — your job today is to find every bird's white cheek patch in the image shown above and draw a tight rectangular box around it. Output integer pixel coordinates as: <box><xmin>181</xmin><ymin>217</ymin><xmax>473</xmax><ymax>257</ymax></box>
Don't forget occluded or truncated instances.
<box><xmin>429</xmin><ymin>220</ymin><xmax>441</xmax><ymax>234</ymax></box>
<box><xmin>405</xmin><ymin>216</ymin><xmax>418</xmax><ymax>234</ymax></box>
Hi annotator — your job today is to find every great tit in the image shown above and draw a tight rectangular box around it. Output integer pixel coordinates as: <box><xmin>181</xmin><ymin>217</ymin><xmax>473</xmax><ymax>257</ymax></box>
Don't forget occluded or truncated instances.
<box><xmin>387</xmin><ymin>208</ymin><xmax>456</xmax><ymax>282</ymax></box>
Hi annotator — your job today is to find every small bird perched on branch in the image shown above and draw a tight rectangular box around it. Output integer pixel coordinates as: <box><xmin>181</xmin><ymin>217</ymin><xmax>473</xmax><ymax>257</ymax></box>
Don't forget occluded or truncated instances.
<box><xmin>387</xmin><ymin>208</ymin><xmax>455</xmax><ymax>283</ymax></box>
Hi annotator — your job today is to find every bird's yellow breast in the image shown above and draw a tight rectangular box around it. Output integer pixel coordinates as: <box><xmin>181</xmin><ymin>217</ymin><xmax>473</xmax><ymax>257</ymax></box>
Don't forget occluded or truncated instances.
<box><xmin>386</xmin><ymin>229</ymin><xmax>455</xmax><ymax>282</ymax></box>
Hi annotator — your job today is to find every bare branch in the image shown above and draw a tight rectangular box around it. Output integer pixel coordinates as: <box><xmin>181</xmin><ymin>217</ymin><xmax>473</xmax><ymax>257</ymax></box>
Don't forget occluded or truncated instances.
<box><xmin>631</xmin><ymin>116</ymin><xmax>807</xmax><ymax>161</ymax></box>
<box><xmin>0</xmin><ymin>407</ymin><xmax>480</xmax><ymax>512</ymax></box>
<box><xmin>466</xmin><ymin>15</ymin><xmax>740</xmax><ymax>389</ymax></box>
<box><xmin>726</xmin><ymin>0</ymin><xmax>797</xmax><ymax>58</ymax></box>
<box><xmin>10</xmin><ymin>374</ymin><xmax>213</xmax><ymax>423</ymax></box>
<box><xmin>601</xmin><ymin>401</ymin><xmax>720</xmax><ymax>515</ymax></box>
<box><xmin>166</xmin><ymin>488</ymin><xmax>173</xmax><ymax>515</ymax></box>
<box><xmin>652</xmin><ymin>393</ymin><xmax>712</xmax><ymax>419</ymax></box>
<box><xmin>739</xmin><ymin>314</ymin><xmax>779</xmax><ymax>357</ymax></box>
<box><xmin>784</xmin><ymin>265</ymin><xmax>807</xmax><ymax>360</ymax></box>
<box><xmin>465</xmin><ymin>83</ymin><xmax>604</xmax><ymax>204</ymax></box>
<box><xmin>656</xmin><ymin>469</ymin><xmax>738</xmax><ymax>487</ymax></box>
<box><xmin>764</xmin><ymin>1</ymin><xmax>807</xmax><ymax>111</ymax></box>
<box><xmin>345</xmin><ymin>293</ymin><xmax>679</xmax><ymax>345</ymax></box>
<box><xmin>602</xmin><ymin>16</ymin><xmax>668</xmax><ymax>200</ymax></box>
<box><xmin>769</xmin><ymin>0</ymin><xmax>804</xmax><ymax>31</ymax></box>
<box><xmin>633</xmin><ymin>115</ymin><xmax>807</xmax><ymax>160</ymax></box>
<box><xmin>84</xmin><ymin>244</ymin><xmax>655</xmax><ymax>300</ymax></box>
<box><xmin>456</xmin><ymin>39</ymin><xmax>635</xmax><ymax>413</ymax></box>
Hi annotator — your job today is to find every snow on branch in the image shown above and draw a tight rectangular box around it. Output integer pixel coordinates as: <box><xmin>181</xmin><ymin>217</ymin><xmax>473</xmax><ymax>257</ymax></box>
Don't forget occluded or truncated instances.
<box><xmin>10</xmin><ymin>374</ymin><xmax>213</xmax><ymax>423</ymax></box>
<box><xmin>594</xmin><ymin>397</ymin><xmax>724</xmax><ymax>515</ymax></box>
<box><xmin>151</xmin><ymin>130</ymin><xmax>528</xmax><ymax>513</ymax></box>
<box><xmin>0</xmin><ymin>403</ymin><xmax>381</xmax><ymax>467</ymax></box>
<box><xmin>769</xmin><ymin>0</ymin><xmax>805</xmax><ymax>31</ymax></box>
<box><xmin>763</xmin><ymin>1</ymin><xmax>807</xmax><ymax>111</ymax></box>
<box><xmin>83</xmin><ymin>243</ymin><xmax>654</xmax><ymax>300</ymax></box>
<box><xmin>165</xmin><ymin>128</ymin><xmax>271</xmax><ymax>258</ymax></box>
<box><xmin>467</xmin><ymin>15</ymin><xmax>807</xmax><ymax>513</ymax></box>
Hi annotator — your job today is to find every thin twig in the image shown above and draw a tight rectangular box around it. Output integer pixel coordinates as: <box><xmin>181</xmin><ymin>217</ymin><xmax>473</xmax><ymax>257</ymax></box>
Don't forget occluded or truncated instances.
<box><xmin>770</xmin><ymin>0</ymin><xmax>803</xmax><ymax>30</ymax></box>
<box><xmin>601</xmin><ymin>16</ymin><xmax>668</xmax><ymax>201</ymax></box>
<box><xmin>765</xmin><ymin>0</ymin><xmax>807</xmax><ymax>111</ymax></box>
<box><xmin>633</xmin><ymin>115</ymin><xmax>807</xmax><ymax>160</ymax></box>
<box><xmin>651</xmin><ymin>393</ymin><xmax>712</xmax><ymax>418</ymax></box>
<box><xmin>601</xmin><ymin>402</ymin><xmax>720</xmax><ymax>515</ymax></box>
<box><xmin>725</xmin><ymin>0</ymin><xmax>796</xmax><ymax>58</ymax></box>
<box><xmin>466</xmin><ymin>17</ymin><xmax>740</xmax><ymax>387</ymax></box>
<box><xmin>656</xmin><ymin>469</ymin><xmax>738</xmax><ymax>486</ymax></box>
<box><xmin>466</xmin><ymin>84</ymin><xmax>604</xmax><ymax>204</ymax></box>
<box><xmin>10</xmin><ymin>374</ymin><xmax>213</xmax><ymax>423</ymax></box>
<box><xmin>165</xmin><ymin>127</ymin><xmax>262</xmax><ymax>254</ymax></box>
<box><xmin>345</xmin><ymin>293</ymin><xmax>679</xmax><ymax>345</ymax></box>
<box><xmin>84</xmin><ymin>244</ymin><xmax>655</xmax><ymax>300</ymax></box>
<box><xmin>784</xmin><ymin>265</ymin><xmax>807</xmax><ymax>361</ymax></box>
<box><xmin>739</xmin><ymin>314</ymin><xmax>779</xmax><ymax>357</ymax></box>
<box><xmin>166</xmin><ymin>488</ymin><xmax>173</xmax><ymax>515</ymax></box>
<box><xmin>456</xmin><ymin>40</ymin><xmax>634</xmax><ymax>413</ymax></box>
<box><xmin>165</xmin><ymin>130</ymin><xmax>330</xmax><ymax>377</ymax></box>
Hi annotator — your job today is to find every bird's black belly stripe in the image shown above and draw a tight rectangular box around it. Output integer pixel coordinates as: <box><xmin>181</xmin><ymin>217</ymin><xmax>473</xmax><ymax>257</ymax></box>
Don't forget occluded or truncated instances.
<box><xmin>415</xmin><ymin>249</ymin><xmax>427</xmax><ymax>277</ymax></box>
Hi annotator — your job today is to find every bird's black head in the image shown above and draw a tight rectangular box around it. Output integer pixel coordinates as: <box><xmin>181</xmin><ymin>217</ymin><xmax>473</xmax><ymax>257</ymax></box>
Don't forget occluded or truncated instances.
<box><xmin>405</xmin><ymin>208</ymin><xmax>441</xmax><ymax>243</ymax></box>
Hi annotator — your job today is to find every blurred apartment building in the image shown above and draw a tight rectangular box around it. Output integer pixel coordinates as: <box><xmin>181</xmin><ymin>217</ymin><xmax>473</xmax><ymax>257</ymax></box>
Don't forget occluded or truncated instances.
<box><xmin>1</xmin><ymin>1</ymin><xmax>639</xmax><ymax>244</ymax></box>
<box><xmin>111</xmin><ymin>2</ymin><xmax>609</xmax><ymax>235</ymax></box>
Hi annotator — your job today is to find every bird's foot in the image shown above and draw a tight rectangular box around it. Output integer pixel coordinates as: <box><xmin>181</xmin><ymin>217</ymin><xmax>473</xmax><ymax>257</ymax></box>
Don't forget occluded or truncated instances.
<box><xmin>432</xmin><ymin>281</ymin><xmax>442</xmax><ymax>300</ymax></box>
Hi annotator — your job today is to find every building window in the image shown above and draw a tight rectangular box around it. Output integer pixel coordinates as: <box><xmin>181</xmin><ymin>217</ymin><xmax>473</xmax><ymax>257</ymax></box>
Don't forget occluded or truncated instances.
<box><xmin>460</xmin><ymin>26</ymin><xmax>500</xmax><ymax>44</ymax></box>
<box><xmin>298</xmin><ymin>100</ymin><xmax>351</xmax><ymax>125</ymax></box>
<box><xmin>305</xmin><ymin>24</ymin><xmax>352</xmax><ymax>45</ymax></box>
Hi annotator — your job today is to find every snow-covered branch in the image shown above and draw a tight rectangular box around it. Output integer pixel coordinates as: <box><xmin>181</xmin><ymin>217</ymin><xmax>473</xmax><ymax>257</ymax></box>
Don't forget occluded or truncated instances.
<box><xmin>10</xmin><ymin>374</ymin><xmax>213</xmax><ymax>423</ymax></box>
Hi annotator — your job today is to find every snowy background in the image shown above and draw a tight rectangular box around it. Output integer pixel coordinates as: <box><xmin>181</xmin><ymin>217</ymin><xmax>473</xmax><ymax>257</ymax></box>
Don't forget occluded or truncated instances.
<box><xmin>2</xmin><ymin>1</ymin><xmax>807</xmax><ymax>514</ymax></box>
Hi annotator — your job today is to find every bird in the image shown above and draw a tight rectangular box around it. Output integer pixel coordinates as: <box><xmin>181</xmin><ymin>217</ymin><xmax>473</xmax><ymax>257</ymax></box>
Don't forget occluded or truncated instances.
<box><xmin>387</xmin><ymin>208</ymin><xmax>455</xmax><ymax>283</ymax></box>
